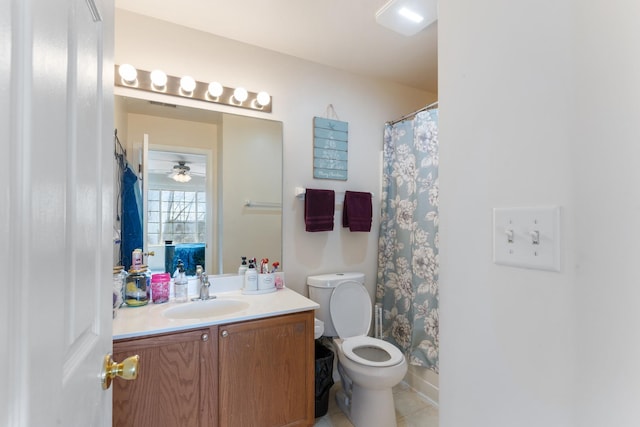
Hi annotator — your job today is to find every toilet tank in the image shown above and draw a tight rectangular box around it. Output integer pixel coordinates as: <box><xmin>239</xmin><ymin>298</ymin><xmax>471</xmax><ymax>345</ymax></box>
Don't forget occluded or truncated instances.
<box><xmin>307</xmin><ymin>272</ymin><xmax>365</xmax><ymax>337</ymax></box>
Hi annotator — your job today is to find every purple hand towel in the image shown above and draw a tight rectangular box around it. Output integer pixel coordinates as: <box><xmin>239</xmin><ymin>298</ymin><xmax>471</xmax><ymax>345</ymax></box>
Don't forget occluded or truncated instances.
<box><xmin>305</xmin><ymin>189</ymin><xmax>335</xmax><ymax>232</ymax></box>
<box><xmin>343</xmin><ymin>191</ymin><xmax>372</xmax><ymax>232</ymax></box>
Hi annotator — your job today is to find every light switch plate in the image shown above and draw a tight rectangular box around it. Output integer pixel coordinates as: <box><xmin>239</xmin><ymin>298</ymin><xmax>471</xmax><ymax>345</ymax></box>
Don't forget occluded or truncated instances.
<box><xmin>493</xmin><ymin>206</ymin><xmax>561</xmax><ymax>272</ymax></box>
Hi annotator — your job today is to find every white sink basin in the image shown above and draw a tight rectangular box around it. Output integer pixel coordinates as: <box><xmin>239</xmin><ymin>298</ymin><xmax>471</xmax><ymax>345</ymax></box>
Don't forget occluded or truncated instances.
<box><xmin>163</xmin><ymin>299</ymin><xmax>250</xmax><ymax>320</ymax></box>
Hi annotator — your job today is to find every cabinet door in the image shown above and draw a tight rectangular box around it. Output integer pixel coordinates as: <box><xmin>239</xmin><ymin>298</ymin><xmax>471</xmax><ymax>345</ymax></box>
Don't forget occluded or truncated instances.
<box><xmin>113</xmin><ymin>327</ymin><xmax>218</xmax><ymax>427</ymax></box>
<box><xmin>219</xmin><ymin>311</ymin><xmax>314</xmax><ymax>427</ymax></box>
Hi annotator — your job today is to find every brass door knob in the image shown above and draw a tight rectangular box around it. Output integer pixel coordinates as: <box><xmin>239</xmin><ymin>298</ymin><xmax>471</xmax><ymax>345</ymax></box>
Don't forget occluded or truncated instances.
<box><xmin>101</xmin><ymin>354</ymin><xmax>139</xmax><ymax>390</ymax></box>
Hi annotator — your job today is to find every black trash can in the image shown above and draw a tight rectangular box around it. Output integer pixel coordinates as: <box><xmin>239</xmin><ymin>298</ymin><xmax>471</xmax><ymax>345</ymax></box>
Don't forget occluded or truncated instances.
<box><xmin>315</xmin><ymin>340</ymin><xmax>335</xmax><ymax>418</ymax></box>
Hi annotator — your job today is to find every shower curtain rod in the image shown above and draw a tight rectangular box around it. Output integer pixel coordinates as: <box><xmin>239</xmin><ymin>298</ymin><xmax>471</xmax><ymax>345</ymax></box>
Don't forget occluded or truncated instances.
<box><xmin>386</xmin><ymin>100</ymin><xmax>438</xmax><ymax>126</ymax></box>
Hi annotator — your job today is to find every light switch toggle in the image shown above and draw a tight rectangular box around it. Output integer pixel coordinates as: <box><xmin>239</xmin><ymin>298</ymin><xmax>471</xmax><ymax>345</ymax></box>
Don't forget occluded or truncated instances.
<box><xmin>530</xmin><ymin>230</ymin><xmax>540</xmax><ymax>245</ymax></box>
<box><xmin>505</xmin><ymin>228</ymin><xmax>514</xmax><ymax>243</ymax></box>
<box><xmin>493</xmin><ymin>206</ymin><xmax>560</xmax><ymax>271</ymax></box>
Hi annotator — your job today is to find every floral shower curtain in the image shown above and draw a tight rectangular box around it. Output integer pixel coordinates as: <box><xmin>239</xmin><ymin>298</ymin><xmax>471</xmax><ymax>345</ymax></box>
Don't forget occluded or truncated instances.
<box><xmin>376</xmin><ymin>108</ymin><xmax>439</xmax><ymax>373</ymax></box>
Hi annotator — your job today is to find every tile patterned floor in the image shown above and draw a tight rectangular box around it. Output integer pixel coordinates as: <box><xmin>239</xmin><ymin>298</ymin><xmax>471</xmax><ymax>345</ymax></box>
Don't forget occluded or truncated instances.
<box><xmin>313</xmin><ymin>382</ymin><xmax>439</xmax><ymax>427</ymax></box>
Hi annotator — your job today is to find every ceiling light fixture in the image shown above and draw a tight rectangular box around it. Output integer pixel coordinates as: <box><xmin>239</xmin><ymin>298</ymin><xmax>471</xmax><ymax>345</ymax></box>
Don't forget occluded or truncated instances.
<box><xmin>375</xmin><ymin>0</ymin><xmax>437</xmax><ymax>36</ymax></box>
<box><xmin>398</xmin><ymin>7</ymin><xmax>424</xmax><ymax>23</ymax></box>
<box><xmin>114</xmin><ymin>65</ymin><xmax>272</xmax><ymax>113</ymax></box>
<box><xmin>173</xmin><ymin>172</ymin><xmax>192</xmax><ymax>183</ymax></box>
<box><xmin>170</xmin><ymin>161</ymin><xmax>192</xmax><ymax>183</ymax></box>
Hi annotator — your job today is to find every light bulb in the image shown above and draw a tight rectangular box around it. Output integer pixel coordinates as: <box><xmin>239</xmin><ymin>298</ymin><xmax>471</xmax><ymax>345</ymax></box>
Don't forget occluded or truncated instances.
<box><xmin>398</xmin><ymin>7</ymin><xmax>424</xmax><ymax>23</ymax></box>
<box><xmin>207</xmin><ymin>82</ymin><xmax>223</xmax><ymax>97</ymax></box>
<box><xmin>150</xmin><ymin>70</ymin><xmax>167</xmax><ymax>88</ymax></box>
<box><xmin>256</xmin><ymin>91</ymin><xmax>271</xmax><ymax>107</ymax></box>
<box><xmin>180</xmin><ymin>76</ymin><xmax>196</xmax><ymax>93</ymax></box>
<box><xmin>118</xmin><ymin>64</ymin><xmax>137</xmax><ymax>83</ymax></box>
<box><xmin>233</xmin><ymin>87</ymin><xmax>248</xmax><ymax>103</ymax></box>
<box><xmin>173</xmin><ymin>172</ymin><xmax>192</xmax><ymax>183</ymax></box>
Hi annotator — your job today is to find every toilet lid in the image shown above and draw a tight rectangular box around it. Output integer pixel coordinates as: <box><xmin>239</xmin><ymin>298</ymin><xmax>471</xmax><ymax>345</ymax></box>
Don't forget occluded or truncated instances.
<box><xmin>329</xmin><ymin>280</ymin><xmax>371</xmax><ymax>338</ymax></box>
<box><xmin>342</xmin><ymin>336</ymin><xmax>405</xmax><ymax>367</ymax></box>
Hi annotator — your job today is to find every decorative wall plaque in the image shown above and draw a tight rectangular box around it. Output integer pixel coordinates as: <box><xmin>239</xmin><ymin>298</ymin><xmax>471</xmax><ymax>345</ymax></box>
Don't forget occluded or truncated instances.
<box><xmin>313</xmin><ymin>116</ymin><xmax>348</xmax><ymax>181</ymax></box>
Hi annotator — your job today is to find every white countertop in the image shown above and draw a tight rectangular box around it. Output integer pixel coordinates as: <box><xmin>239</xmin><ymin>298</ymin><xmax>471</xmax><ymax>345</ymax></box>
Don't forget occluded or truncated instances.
<box><xmin>113</xmin><ymin>287</ymin><xmax>319</xmax><ymax>340</ymax></box>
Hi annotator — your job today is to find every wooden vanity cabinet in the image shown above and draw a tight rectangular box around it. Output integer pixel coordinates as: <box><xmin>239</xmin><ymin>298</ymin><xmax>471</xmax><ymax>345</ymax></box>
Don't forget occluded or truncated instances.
<box><xmin>112</xmin><ymin>327</ymin><xmax>218</xmax><ymax>427</ymax></box>
<box><xmin>113</xmin><ymin>310</ymin><xmax>314</xmax><ymax>427</ymax></box>
<box><xmin>218</xmin><ymin>311</ymin><xmax>315</xmax><ymax>427</ymax></box>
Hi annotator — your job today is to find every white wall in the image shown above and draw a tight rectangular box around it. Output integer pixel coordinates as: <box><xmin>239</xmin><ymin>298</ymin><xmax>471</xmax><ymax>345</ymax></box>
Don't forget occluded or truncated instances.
<box><xmin>115</xmin><ymin>9</ymin><xmax>435</xmax><ymax>298</ymax></box>
<box><xmin>222</xmin><ymin>114</ymin><xmax>282</xmax><ymax>274</ymax></box>
<box><xmin>572</xmin><ymin>2</ymin><xmax>640</xmax><ymax>425</ymax></box>
<box><xmin>127</xmin><ymin>113</ymin><xmax>217</xmax><ymax>152</ymax></box>
<box><xmin>439</xmin><ymin>0</ymin><xmax>640</xmax><ymax>426</ymax></box>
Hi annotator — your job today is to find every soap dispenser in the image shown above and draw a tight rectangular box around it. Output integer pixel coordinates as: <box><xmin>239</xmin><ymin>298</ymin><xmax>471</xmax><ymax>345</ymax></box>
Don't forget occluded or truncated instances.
<box><xmin>238</xmin><ymin>256</ymin><xmax>248</xmax><ymax>276</ymax></box>
<box><xmin>174</xmin><ymin>261</ymin><xmax>188</xmax><ymax>303</ymax></box>
<box><xmin>172</xmin><ymin>258</ymin><xmax>183</xmax><ymax>279</ymax></box>
<box><xmin>244</xmin><ymin>259</ymin><xmax>258</xmax><ymax>291</ymax></box>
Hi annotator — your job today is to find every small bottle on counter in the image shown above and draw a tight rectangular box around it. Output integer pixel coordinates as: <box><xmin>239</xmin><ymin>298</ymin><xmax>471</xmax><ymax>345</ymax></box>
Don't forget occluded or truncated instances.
<box><xmin>112</xmin><ymin>265</ymin><xmax>126</xmax><ymax>309</ymax></box>
<box><xmin>172</xmin><ymin>258</ymin><xmax>183</xmax><ymax>279</ymax></box>
<box><xmin>238</xmin><ymin>256</ymin><xmax>248</xmax><ymax>276</ymax></box>
<box><xmin>174</xmin><ymin>262</ymin><xmax>188</xmax><ymax>303</ymax></box>
<box><xmin>132</xmin><ymin>248</ymin><xmax>143</xmax><ymax>269</ymax></box>
<box><xmin>244</xmin><ymin>259</ymin><xmax>258</xmax><ymax>291</ymax></box>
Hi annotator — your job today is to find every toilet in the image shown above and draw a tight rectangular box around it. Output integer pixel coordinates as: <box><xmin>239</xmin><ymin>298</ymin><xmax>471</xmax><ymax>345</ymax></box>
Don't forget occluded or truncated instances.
<box><xmin>307</xmin><ymin>273</ymin><xmax>407</xmax><ymax>427</ymax></box>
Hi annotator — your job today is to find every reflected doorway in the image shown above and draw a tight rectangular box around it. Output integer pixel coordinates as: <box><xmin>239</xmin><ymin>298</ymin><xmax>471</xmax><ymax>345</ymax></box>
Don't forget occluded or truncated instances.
<box><xmin>145</xmin><ymin>148</ymin><xmax>210</xmax><ymax>276</ymax></box>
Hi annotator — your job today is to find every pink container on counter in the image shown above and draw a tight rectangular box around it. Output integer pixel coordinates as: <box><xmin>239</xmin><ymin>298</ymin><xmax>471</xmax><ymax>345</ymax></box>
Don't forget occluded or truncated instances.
<box><xmin>151</xmin><ymin>273</ymin><xmax>171</xmax><ymax>304</ymax></box>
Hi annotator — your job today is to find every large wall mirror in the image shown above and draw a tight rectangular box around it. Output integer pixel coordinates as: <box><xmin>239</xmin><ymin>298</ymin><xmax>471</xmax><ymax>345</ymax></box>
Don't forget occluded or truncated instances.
<box><xmin>114</xmin><ymin>95</ymin><xmax>283</xmax><ymax>275</ymax></box>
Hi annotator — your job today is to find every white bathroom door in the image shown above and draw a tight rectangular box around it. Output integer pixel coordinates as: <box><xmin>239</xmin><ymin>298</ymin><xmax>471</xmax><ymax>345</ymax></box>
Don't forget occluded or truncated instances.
<box><xmin>1</xmin><ymin>0</ymin><xmax>114</xmax><ymax>425</ymax></box>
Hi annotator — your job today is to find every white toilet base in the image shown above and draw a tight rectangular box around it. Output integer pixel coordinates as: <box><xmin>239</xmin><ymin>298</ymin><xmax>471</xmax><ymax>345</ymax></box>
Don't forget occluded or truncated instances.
<box><xmin>350</xmin><ymin>384</ymin><xmax>397</xmax><ymax>427</ymax></box>
<box><xmin>336</xmin><ymin>361</ymin><xmax>400</xmax><ymax>427</ymax></box>
<box><xmin>335</xmin><ymin>388</ymin><xmax>351</xmax><ymax>420</ymax></box>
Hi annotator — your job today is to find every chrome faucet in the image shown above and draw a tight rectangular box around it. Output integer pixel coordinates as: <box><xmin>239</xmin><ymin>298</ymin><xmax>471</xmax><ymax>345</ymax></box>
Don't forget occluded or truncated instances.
<box><xmin>198</xmin><ymin>271</ymin><xmax>213</xmax><ymax>301</ymax></box>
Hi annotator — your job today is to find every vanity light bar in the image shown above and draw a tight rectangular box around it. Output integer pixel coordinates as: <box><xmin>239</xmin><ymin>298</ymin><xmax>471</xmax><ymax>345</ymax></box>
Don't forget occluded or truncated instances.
<box><xmin>114</xmin><ymin>65</ymin><xmax>272</xmax><ymax>113</ymax></box>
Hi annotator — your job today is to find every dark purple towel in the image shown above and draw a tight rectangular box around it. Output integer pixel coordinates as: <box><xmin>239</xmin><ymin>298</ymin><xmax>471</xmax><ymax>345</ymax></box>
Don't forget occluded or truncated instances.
<box><xmin>343</xmin><ymin>191</ymin><xmax>372</xmax><ymax>232</ymax></box>
<box><xmin>305</xmin><ymin>189</ymin><xmax>335</xmax><ymax>232</ymax></box>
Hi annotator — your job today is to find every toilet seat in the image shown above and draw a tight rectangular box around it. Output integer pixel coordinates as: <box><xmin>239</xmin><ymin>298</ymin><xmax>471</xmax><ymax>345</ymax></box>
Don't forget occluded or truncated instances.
<box><xmin>330</xmin><ymin>280</ymin><xmax>371</xmax><ymax>339</ymax></box>
<box><xmin>341</xmin><ymin>336</ymin><xmax>404</xmax><ymax>367</ymax></box>
<box><xmin>330</xmin><ymin>281</ymin><xmax>404</xmax><ymax>367</ymax></box>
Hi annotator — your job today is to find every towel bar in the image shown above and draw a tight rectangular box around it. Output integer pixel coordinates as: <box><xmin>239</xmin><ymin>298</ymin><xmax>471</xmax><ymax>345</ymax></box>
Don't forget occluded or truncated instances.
<box><xmin>294</xmin><ymin>187</ymin><xmax>374</xmax><ymax>200</ymax></box>
<box><xmin>244</xmin><ymin>199</ymin><xmax>282</xmax><ymax>208</ymax></box>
